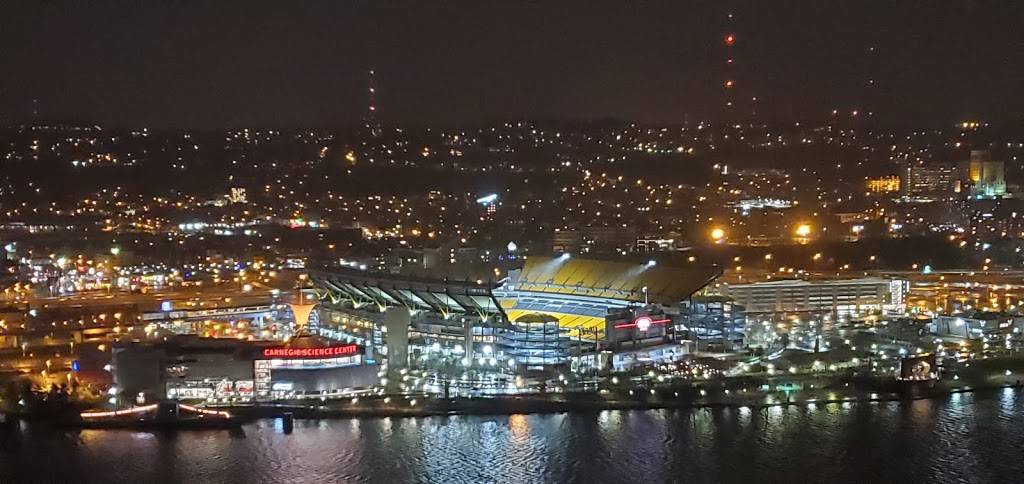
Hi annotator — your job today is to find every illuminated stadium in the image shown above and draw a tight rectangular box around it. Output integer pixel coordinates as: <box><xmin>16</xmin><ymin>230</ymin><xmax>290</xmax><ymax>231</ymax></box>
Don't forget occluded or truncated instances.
<box><xmin>310</xmin><ymin>255</ymin><xmax>720</xmax><ymax>350</ymax></box>
<box><xmin>496</xmin><ymin>255</ymin><xmax>721</xmax><ymax>339</ymax></box>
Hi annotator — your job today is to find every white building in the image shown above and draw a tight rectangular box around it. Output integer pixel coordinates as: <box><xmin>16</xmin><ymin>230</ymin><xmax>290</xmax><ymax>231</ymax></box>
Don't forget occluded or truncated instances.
<box><xmin>715</xmin><ymin>278</ymin><xmax>907</xmax><ymax>316</ymax></box>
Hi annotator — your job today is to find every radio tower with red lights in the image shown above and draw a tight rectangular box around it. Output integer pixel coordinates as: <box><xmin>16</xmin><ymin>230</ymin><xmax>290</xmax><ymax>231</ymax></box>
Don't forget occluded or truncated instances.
<box><xmin>722</xmin><ymin>16</ymin><xmax>737</xmax><ymax>114</ymax></box>
<box><xmin>720</xmin><ymin>9</ymin><xmax>758</xmax><ymax>123</ymax></box>
<box><xmin>831</xmin><ymin>45</ymin><xmax>876</xmax><ymax>123</ymax></box>
<box><xmin>366</xmin><ymin>68</ymin><xmax>381</xmax><ymax>137</ymax></box>
<box><xmin>863</xmin><ymin>45</ymin><xmax>877</xmax><ymax>120</ymax></box>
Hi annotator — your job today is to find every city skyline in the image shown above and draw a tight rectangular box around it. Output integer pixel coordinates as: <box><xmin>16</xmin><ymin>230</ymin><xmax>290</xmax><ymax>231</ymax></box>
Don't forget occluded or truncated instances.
<box><xmin>3</xmin><ymin>3</ymin><xmax>1024</xmax><ymax>482</ymax></box>
<box><xmin>1</xmin><ymin>1</ymin><xmax>1023</xmax><ymax>129</ymax></box>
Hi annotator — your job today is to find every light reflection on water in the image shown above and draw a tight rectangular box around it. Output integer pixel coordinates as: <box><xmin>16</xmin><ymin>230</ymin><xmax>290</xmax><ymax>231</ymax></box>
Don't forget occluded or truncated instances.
<box><xmin>1</xmin><ymin>389</ymin><xmax>1023</xmax><ymax>483</ymax></box>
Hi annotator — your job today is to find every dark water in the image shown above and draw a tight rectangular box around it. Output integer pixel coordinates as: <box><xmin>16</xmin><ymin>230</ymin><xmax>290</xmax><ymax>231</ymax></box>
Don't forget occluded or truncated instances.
<box><xmin>2</xmin><ymin>389</ymin><xmax>1022</xmax><ymax>483</ymax></box>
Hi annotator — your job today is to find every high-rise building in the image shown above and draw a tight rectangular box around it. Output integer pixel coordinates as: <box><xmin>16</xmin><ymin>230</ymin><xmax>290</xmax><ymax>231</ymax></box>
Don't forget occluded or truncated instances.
<box><xmin>229</xmin><ymin>187</ymin><xmax>247</xmax><ymax>204</ymax></box>
<box><xmin>866</xmin><ymin>176</ymin><xmax>900</xmax><ymax>193</ymax></box>
<box><xmin>635</xmin><ymin>238</ymin><xmax>678</xmax><ymax>253</ymax></box>
<box><xmin>962</xmin><ymin>149</ymin><xmax>1006</xmax><ymax>199</ymax></box>
<box><xmin>552</xmin><ymin>226</ymin><xmax>636</xmax><ymax>254</ymax></box>
<box><xmin>551</xmin><ymin>229</ymin><xmax>581</xmax><ymax>253</ymax></box>
<box><xmin>900</xmin><ymin>162</ymin><xmax>959</xmax><ymax>197</ymax></box>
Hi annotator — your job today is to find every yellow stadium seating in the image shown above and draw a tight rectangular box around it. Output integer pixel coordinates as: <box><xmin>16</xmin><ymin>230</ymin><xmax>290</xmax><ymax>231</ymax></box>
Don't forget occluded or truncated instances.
<box><xmin>514</xmin><ymin>256</ymin><xmax>717</xmax><ymax>305</ymax></box>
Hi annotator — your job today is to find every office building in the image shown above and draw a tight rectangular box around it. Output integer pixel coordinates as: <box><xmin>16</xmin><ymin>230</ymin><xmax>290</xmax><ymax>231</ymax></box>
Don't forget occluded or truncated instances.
<box><xmin>900</xmin><ymin>162</ymin><xmax>959</xmax><ymax>197</ymax></box>
<box><xmin>962</xmin><ymin>149</ymin><xmax>1007</xmax><ymax>199</ymax></box>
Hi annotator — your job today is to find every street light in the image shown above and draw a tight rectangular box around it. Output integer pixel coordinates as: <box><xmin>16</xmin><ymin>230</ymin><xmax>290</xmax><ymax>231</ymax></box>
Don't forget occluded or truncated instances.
<box><xmin>710</xmin><ymin>228</ymin><xmax>726</xmax><ymax>243</ymax></box>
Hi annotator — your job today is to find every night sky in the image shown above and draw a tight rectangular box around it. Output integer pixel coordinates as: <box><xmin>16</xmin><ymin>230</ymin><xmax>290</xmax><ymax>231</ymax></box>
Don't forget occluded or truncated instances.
<box><xmin>2</xmin><ymin>1</ymin><xmax>1023</xmax><ymax>129</ymax></box>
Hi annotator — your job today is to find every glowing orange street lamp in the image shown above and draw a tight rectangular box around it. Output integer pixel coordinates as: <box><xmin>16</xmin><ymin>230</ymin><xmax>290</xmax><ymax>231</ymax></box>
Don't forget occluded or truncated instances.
<box><xmin>710</xmin><ymin>228</ymin><xmax>726</xmax><ymax>244</ymax></box>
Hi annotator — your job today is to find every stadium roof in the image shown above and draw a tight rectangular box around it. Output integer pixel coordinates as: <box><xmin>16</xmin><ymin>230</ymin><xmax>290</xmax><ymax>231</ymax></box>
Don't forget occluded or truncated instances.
<box><xmin>508</xmin><ymin>256</ymin><xmax>720</xmax><ymax>306</ymax></box>
<box><xmin>310</xmin><ymin>267</ymin><xmax>505</xmax><ymax>319</ymax></box>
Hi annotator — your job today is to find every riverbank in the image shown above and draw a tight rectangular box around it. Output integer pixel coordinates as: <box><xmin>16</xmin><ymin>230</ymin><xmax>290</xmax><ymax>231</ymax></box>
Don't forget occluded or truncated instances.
<box><xmin>4</xmin><ymin>382</ymin><xmax>1019</xmax><ymax>429</ymax></box>
<box><xmin>5</xmin><ymin>372</ymin><xmax>1020</xmax><ymax>425</ymax></box>
<box><xmin>212</xmin><ymin>378</ymin><xmax>1024</xmax><ymax>421</ymax></box>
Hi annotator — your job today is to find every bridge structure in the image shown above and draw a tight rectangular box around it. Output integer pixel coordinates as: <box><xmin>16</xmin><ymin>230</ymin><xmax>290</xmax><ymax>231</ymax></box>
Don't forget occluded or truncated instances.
<box><xmin>140</xmin><ymin>304</ymin><xmax>280</xmax><ymax>324</ymax></box>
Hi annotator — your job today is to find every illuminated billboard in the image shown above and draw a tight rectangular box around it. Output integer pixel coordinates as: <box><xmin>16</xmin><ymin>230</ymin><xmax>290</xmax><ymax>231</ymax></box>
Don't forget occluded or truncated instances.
<box><xmin>261</xmin><ymin>345</ymin><xmax>359</xmax><ymax>359</ymax></box>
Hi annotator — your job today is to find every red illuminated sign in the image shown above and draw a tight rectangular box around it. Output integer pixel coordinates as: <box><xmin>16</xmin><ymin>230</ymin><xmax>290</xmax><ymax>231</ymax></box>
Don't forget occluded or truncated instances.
<box><xmin>614</xmin><ymin>316</ymin><xmax>671</xmax><ymax>331</ymax></box>
<box><xmin>262</xmin><ymin>345</ymin><xmax>359</xmax><ymax>359</ymax></box>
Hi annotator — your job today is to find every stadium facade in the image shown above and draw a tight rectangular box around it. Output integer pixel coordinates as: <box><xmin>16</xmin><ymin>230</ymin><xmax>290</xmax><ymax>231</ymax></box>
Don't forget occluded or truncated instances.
<box><xmin>310</xmin><ymin>255</ymin><xmax>721</xmax><ymax>373</ymax></box>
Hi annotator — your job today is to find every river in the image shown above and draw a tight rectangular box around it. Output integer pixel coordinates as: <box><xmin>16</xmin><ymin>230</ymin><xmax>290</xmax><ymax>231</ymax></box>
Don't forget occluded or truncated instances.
<box><xmin>1</xmin><ymin>388</ymin><xmax>1021</xmax><ymax>483</ymax></box>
